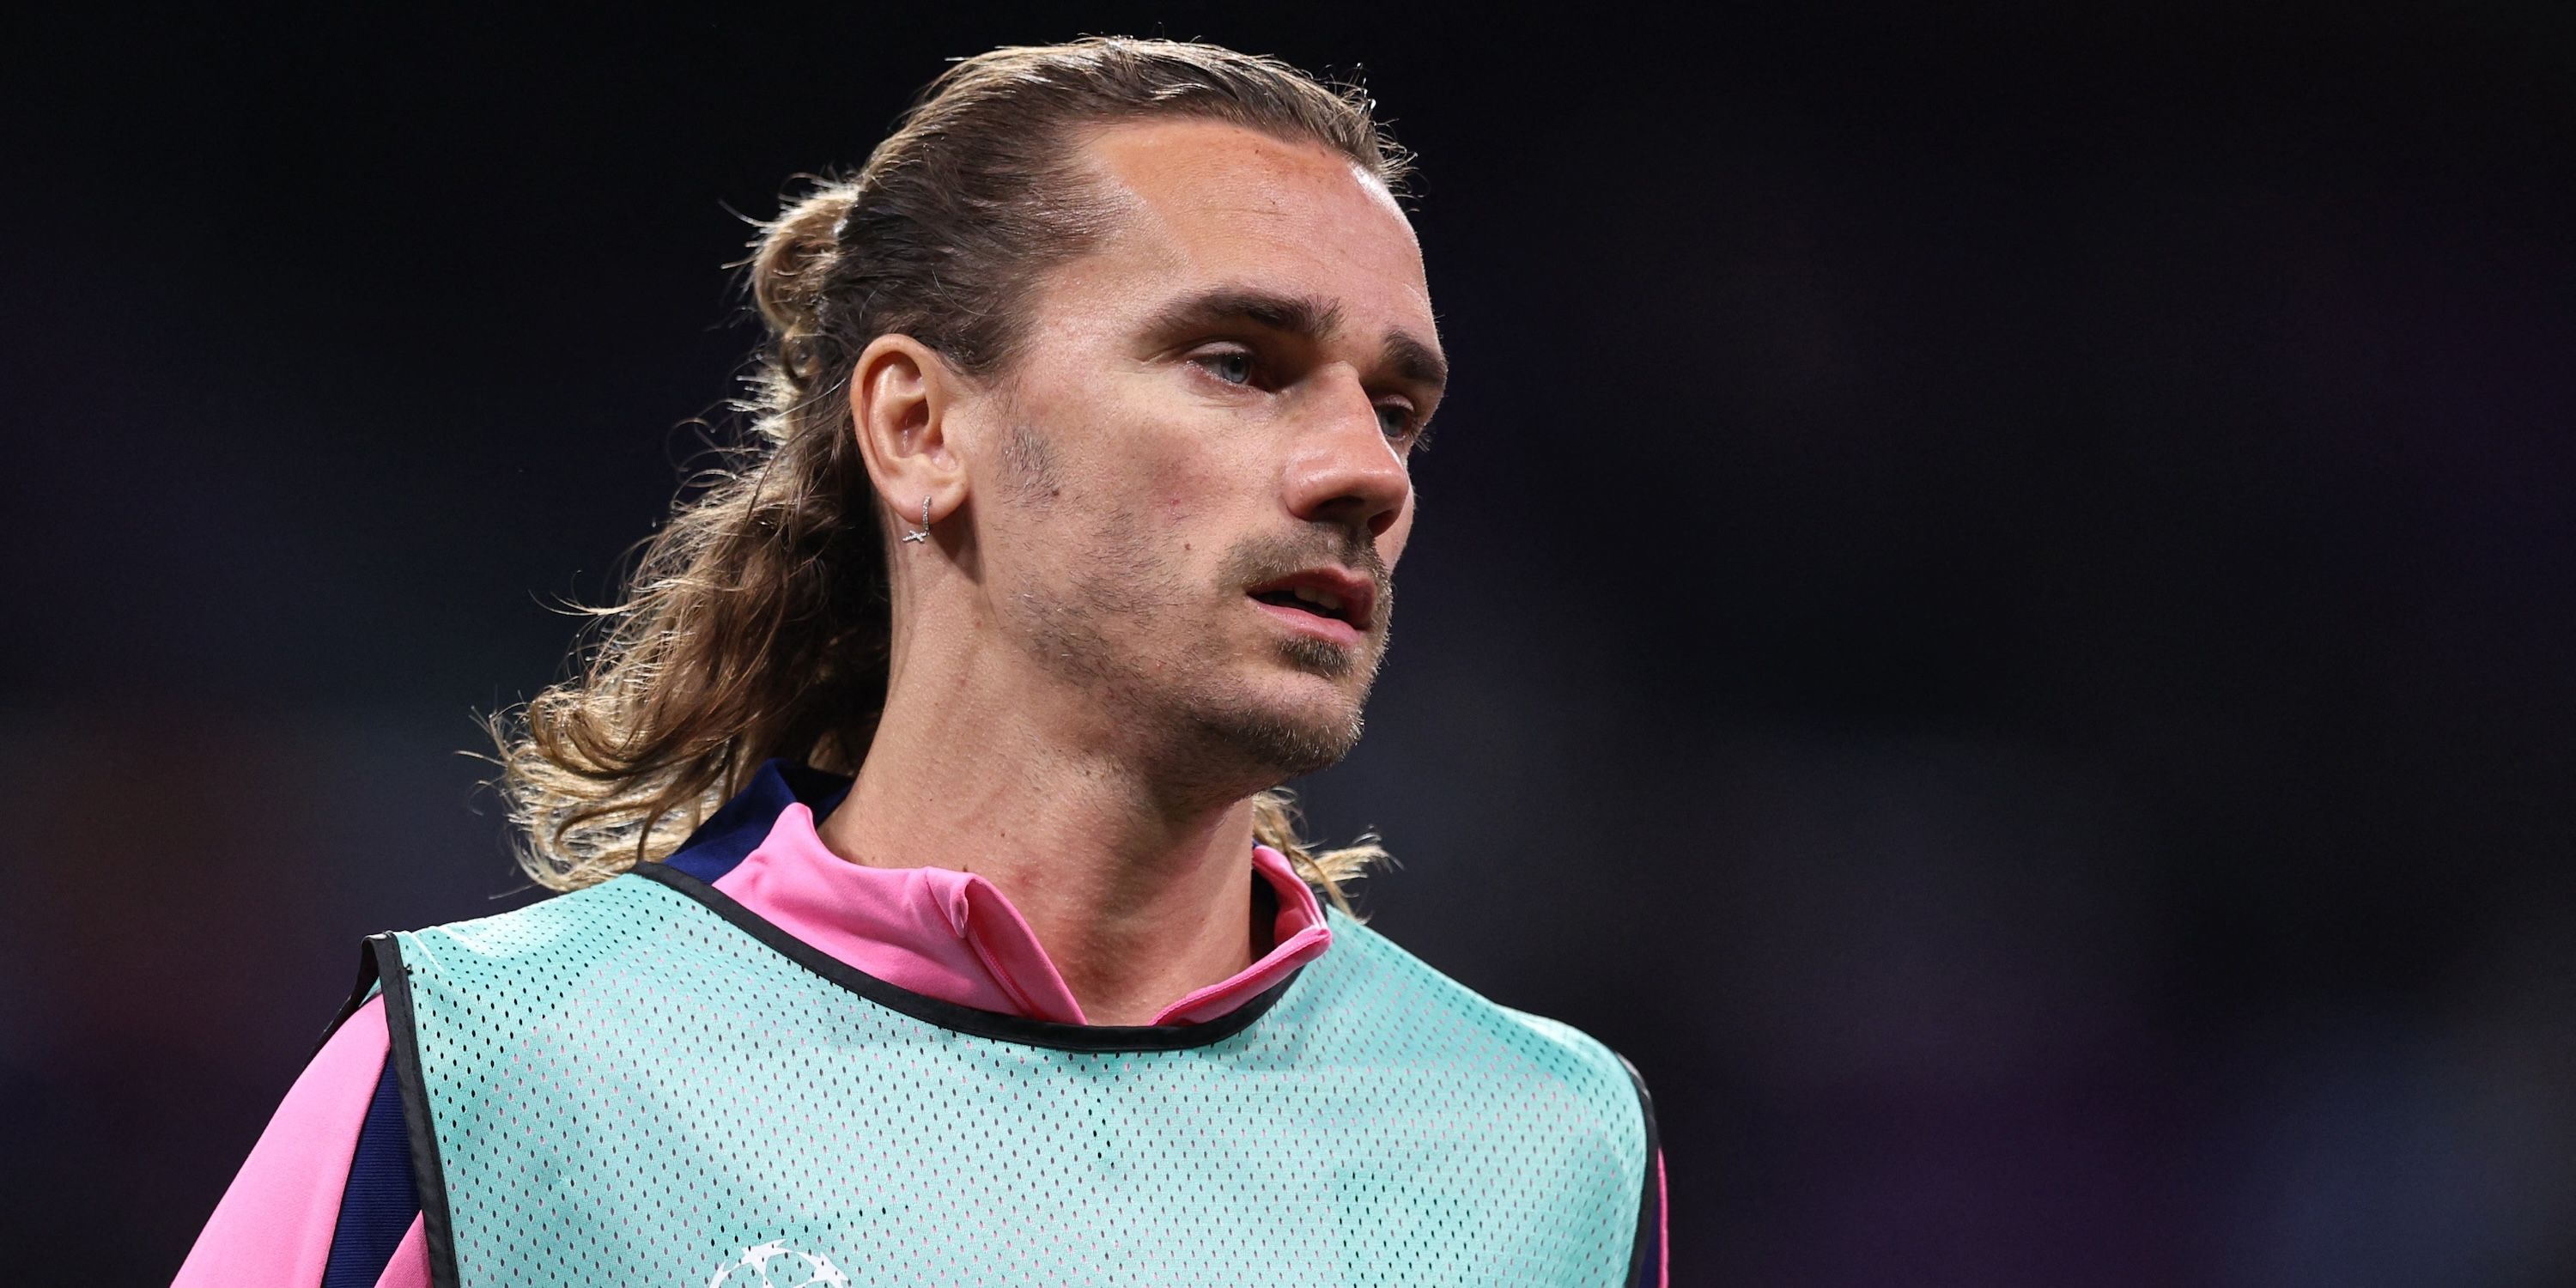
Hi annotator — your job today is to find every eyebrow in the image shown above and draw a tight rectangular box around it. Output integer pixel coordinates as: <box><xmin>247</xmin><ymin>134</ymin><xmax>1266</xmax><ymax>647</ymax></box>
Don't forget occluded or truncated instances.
<box><xmin>1141</xmin><ymin>286</ymin><xmax>1449</xmax><ymax>393</ymax></box>
<box><xmin>1379</xmin><ymin>330</ymin><xmax>1449</xmax><ymax>392</ymax></box>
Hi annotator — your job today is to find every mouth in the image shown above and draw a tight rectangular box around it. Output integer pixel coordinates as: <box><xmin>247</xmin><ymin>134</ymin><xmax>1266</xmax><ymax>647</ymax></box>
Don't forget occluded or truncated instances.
<box><xmin>1245</xmin><ymin>568</ymin><xmax>1377</xmax><ymax>641</ymax></box>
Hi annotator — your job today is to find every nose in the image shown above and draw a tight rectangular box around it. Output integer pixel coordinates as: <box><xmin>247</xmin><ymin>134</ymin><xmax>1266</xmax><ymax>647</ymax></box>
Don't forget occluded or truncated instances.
<box><xmin>1281</xmin><ymin>366</ymin><xmax>1411</xmax><ymax>543</ymax></box>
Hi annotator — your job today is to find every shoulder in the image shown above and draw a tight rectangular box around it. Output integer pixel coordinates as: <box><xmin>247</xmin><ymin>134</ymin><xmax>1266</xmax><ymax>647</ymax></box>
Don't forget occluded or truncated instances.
<box><xmin>391</xmin><ymin>869</ymin><xmax>684</xmax><ymax>958</ymax></box>
<box><xmin>378</xmin><ymin>872</ymin><xmax>726</xmax><ymax>1020</ymax></box>
<box><xmin>1312</xmin><ymin>914</ymin><xmax>1665</xmax><ymax>1273</ymax></box>
<box><xmin>175</xmin><ymin>995</ymin><xmax>399</xmax><ymax>1287</ymax></box>
<box><xmin>1308</xmin><ymin>910</ymin><xmax>1649</xmax><ymax>1119</ymax></box>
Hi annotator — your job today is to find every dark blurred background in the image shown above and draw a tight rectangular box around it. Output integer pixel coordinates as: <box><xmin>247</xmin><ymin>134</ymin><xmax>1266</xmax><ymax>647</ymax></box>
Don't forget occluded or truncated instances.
<box><xmin>6</xmin><ymin>3</ymin><xmax>2573</xmax><ymax>1282</ymax></box>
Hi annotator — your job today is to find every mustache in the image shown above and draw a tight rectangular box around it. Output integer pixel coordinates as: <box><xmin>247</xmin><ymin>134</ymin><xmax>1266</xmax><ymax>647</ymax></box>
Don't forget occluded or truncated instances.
<box><xmin>1219</xmin><ymin>528</ymin><xmax>1392</xmax><ymax>599</ymax></box>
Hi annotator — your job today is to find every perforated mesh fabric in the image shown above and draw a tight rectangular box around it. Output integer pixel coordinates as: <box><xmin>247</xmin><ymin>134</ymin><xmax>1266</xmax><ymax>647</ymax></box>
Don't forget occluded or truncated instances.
<box><xmin>386</xmin><ymin>872</ymin><xmax>1647</xmax><ymax>1285</ymax></box>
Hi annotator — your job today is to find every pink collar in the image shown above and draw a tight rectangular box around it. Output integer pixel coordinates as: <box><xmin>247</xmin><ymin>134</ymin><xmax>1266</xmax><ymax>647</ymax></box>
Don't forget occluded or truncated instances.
<box><xmin>706</xmin><ymin>803</ymin><xmax>1333</xmax><ymax>1026</ymax></box>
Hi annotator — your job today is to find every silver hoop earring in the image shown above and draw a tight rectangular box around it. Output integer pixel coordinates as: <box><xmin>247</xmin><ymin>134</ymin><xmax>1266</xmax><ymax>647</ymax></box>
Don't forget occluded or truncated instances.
<box><xmin>902</xmin><ymin>496</ymin><xmax>933</xmax><ymax>544</ymax></box>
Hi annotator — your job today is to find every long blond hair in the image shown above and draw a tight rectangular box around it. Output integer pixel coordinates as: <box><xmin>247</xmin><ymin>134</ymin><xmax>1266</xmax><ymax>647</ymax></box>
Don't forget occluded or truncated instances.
<box><xmin>489</xmin><ymin>39</ymin><xmax>1407</xmax><ymax>909</ymax></box>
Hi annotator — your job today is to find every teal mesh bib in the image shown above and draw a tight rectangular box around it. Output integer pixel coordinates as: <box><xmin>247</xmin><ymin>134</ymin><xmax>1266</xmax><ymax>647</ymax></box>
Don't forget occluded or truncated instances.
<box><xmin>372</xmin><ymin>865</ymin><xmax>1653</xmax><ymax>1285</ymax></box>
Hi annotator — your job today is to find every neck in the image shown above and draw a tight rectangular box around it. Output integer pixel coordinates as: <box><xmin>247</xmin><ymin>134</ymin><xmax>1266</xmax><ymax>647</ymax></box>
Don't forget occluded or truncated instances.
<box><xmin>817</xmin><ymin>616</ymin><xmax>1266</xmax><ymax>1026</ymax></box>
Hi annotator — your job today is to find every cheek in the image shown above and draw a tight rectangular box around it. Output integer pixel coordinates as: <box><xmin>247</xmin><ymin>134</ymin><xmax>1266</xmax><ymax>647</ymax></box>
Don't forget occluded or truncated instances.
<box><xmin>1137</xmin><ymin>454</ymin><xmax>1228</xmax><ymax>543</ymax></box>
<box><xmin>1062</xmin><ymin>461</ymin><xmax>1217</xmax><ymax>584</ymax></box>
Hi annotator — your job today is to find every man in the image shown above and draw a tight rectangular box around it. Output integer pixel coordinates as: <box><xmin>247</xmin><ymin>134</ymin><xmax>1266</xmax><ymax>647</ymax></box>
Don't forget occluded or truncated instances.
<box><xmin>179</xmin><ymin>37</ymin><xmax>1665</xmax><ymax>1286</ymax></box>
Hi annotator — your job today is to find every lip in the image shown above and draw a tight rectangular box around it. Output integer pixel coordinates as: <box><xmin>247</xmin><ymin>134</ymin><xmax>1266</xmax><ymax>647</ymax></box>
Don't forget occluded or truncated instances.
<box><xmin>1244</xmin><ymin>566</ymin><xmax>1378</xmax><ymax>646</ymax></box>
<box><xmin>1250</xmin><ymin>596</ymin><xmax>1366</xmax><ymax>647</ymax></box>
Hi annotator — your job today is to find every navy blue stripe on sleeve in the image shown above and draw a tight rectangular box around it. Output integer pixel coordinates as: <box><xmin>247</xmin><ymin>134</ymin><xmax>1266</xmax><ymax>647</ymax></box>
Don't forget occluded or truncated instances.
<box><xmin>321</xmin><ymin>1053</ymin><xmax>421</xmax><ymax>1287</ymax></box>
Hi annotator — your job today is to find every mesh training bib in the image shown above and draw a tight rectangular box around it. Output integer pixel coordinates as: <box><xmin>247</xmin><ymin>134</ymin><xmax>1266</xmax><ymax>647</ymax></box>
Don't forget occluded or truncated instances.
<box><xmin>370</xmin><ymin>864</ymin><xmax>1654</xmax><ymax>1286</ymax></box>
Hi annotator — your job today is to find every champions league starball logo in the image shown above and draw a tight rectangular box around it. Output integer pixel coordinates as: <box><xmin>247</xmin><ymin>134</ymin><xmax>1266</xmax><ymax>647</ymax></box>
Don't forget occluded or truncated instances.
<box><xmin>706</xmin><ymin>1241</ymin><xmax>852</xmax><ymax>1288</ymax></box>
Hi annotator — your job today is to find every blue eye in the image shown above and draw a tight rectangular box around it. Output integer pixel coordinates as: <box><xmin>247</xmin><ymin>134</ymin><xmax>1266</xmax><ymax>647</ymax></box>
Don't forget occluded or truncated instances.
<box><xmin>1197</xmin><ymin>350</ymin><xmax>1255</xmax><ymax>385</ymax></box>
<box><xmin>1376</xmin><ymin>404</ymin><xmax>1419</xmax><ymax>441</ymax></box>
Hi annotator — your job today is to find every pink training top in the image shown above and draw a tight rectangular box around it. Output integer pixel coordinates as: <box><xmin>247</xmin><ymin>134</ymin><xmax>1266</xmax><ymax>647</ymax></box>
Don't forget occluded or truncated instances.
<box><xmin>176</xmin><ymin>800</ymin><xmax>1668</xmax><ymax>1285</ymax></box>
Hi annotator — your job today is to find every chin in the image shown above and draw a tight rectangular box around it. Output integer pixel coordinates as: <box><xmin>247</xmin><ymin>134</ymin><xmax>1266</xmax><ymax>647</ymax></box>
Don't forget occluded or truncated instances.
<box><xmin>1205</xmin><ymin>704</ymin><xmax>1366</xmax><ymax>781</ymax></box>
<box><xmin>1275</xmin><ymin>634</ymin><xmax>1359</xmax><ymax>680</ymax></box>
<box><xmin>1185</xmin><ymin>668</ymin><xmax>1370</xmax><ymax>784</ymax></box>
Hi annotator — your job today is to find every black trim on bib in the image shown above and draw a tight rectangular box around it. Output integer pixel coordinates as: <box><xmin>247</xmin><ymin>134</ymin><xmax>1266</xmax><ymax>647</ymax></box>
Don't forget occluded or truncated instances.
<box><xmin>310</xmin><ymin>939</ymin><xmax>384</xmax><ymax>1060</ymax></box>
<box><xmin>1614</xmin><ymin>1049</ymin><xmax>1664</xmax><ymax>1287</ymax></box>
<box><xmin>632</xmin><ymin>862</ymin><xmax>1306</xmax><ymax>1053</ymax></box>
<box><xmin>371</xmin><ymin>933</ymin><xmax>462</xmax><ymax>1288</ymax></box>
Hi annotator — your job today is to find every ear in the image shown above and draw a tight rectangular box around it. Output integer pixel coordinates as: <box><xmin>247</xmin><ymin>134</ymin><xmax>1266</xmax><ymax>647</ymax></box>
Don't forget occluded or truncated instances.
<box><xmin>848</xmin><ymin>334</ymin><xmax>969</xmax><ymax>542</ymax></box>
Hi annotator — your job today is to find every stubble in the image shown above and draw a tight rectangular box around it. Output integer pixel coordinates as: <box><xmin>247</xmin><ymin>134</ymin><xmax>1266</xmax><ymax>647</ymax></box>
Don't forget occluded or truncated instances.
<box><xmin>998</xmin><ymin>432</ymin><xmax>1395</xmax><ymax>787</ymax></box>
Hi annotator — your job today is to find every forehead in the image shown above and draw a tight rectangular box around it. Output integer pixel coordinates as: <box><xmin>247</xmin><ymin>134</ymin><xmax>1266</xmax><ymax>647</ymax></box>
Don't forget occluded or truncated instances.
<box><xmin>1056</xmin><ymin>118</ymin><xmax>1435</xmax><ymax>333</ymax></box>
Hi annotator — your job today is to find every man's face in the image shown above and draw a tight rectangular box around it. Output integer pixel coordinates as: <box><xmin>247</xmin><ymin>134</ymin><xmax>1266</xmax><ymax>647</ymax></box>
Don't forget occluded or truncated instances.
<box><xmin>963</xmin><ymin>118</ymin><xmax>1443</xmax><ymax>790</ymax></box>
